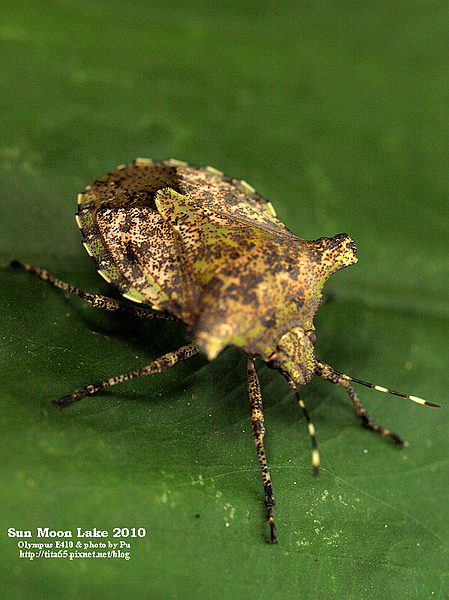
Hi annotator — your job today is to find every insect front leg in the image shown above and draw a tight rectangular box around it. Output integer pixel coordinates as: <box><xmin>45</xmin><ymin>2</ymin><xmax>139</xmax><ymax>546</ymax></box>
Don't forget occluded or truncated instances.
<box><xmin>247</xmin><ymin>358</ymin><xmax>278</xmax><ymax>544</ymax></box>
<box><xmin>315</xmin><ymin>361</ymin><xmax>405</xmax><ymax>447</ymax></box>
<box><xmin>55</xmin><ymin>345</ymin><xmax>198</xmax><ymax>408</ymax></box>
<box><xmin>338</xmin><ymin>377</ymin><xmax>405</xmax><ymax>447</ymax></box>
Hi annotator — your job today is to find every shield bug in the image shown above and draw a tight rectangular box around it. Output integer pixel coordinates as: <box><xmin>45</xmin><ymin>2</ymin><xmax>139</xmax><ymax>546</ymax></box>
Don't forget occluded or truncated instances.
<box><xmin>11</xmin><ymin>158</ymin><xmax>440</xmax><ymax>543</ymax></box>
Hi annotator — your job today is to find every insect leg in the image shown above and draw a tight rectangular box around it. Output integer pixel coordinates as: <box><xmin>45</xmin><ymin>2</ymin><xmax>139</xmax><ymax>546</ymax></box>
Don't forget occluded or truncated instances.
<box><xmin>247</xmin><ymin>358</ymin><xmax>278</xmax><ymax>544</ymax></box>
<box><xmin>315</xmin><ymin>361</ymin><xmax>405</xmax><ymax>447</ymax></box>
<box><xmin>54</xmin><ymin>345</ymin><xmax>198</xmax><ymax>408</ymax></box>
<box><xmin>10</xmin><ymin>261</ymin><xmax>174</xmax><ymax>321</ymax></box>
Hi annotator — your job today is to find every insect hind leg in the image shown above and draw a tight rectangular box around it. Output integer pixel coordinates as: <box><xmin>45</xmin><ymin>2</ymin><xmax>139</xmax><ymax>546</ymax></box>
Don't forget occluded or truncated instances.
<box><xmin>315</xmin><ymin>361</ymin><xmax>405</xmax><ymax>448</ymax></box>
<box><xmin>10</xmin><ymin>260</ymin><xmax>174</xmax><ymax>321</ymax></box>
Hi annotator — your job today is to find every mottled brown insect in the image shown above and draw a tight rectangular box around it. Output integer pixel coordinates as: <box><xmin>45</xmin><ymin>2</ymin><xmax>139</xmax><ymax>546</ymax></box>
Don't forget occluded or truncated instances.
<box><xmin>11</xmin><ymin>158</ymin><xmax>440</xmax><ymax>543</ymax></box>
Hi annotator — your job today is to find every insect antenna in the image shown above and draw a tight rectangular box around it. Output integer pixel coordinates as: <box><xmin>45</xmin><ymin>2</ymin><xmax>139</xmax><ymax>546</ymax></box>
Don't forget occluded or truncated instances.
<box><xmin>315</xmin><ymin>360</ymin><xmax>441</xmax><ymax>408</ymax></box>
<box><xmin>315</xmin><ymin>360</ymin><xmax>440</xmax><ymax>448</ymax></box>
<box><xmin>284</xmin><ymin>375</ymin><xmax>320</xmax><ymax>477</ymax></box>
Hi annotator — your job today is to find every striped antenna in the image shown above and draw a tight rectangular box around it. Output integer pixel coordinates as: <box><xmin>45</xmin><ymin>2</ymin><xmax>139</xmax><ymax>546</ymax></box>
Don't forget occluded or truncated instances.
<box><xmin>284</xmin><ymin>374</ymin><xmax>321</xmax><ymax>476</ymax></box>
<box><xmin>313</xmin><ymin>360</ymin><xmax>441</xmax><ymax>450</ymax></box>
<box><xmin>333</xmin><ymin>370</ymin><xmax>440</xmax><ymax>408</ymax></box>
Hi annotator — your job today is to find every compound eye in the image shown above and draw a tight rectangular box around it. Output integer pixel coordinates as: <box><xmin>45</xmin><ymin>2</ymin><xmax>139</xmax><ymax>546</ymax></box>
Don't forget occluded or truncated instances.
<box><xmin>266</xmin><ymin>356</ymin><xmax>281</xmax><ymax>370</ymax></box>
<box><xmin>307</xmin><ymin>331</ymin><xmax>317</xmax><ymax>346</ymax></box>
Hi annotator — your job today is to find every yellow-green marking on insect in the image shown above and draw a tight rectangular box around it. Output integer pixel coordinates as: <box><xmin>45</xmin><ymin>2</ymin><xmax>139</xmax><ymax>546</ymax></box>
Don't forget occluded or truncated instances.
<box><xmin>11</xmin><ymin>158</ymin><xmax>441</xmax><ymax>544</ymax></box>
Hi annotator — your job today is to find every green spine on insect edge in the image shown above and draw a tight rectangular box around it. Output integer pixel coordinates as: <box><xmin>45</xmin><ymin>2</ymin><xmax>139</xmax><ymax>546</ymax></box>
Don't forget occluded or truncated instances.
<box><xmin>77</xmin><ymin>158</ymin><xmax>357</xmax><ymax>384</ymax></box>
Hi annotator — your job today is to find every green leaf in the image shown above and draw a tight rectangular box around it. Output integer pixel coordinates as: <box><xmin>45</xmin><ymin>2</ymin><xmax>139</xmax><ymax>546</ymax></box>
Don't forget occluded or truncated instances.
<box><xmin>1</xmin><ymin>1</ymin><xmax>448</xmax><ymax>599</ymax></box>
